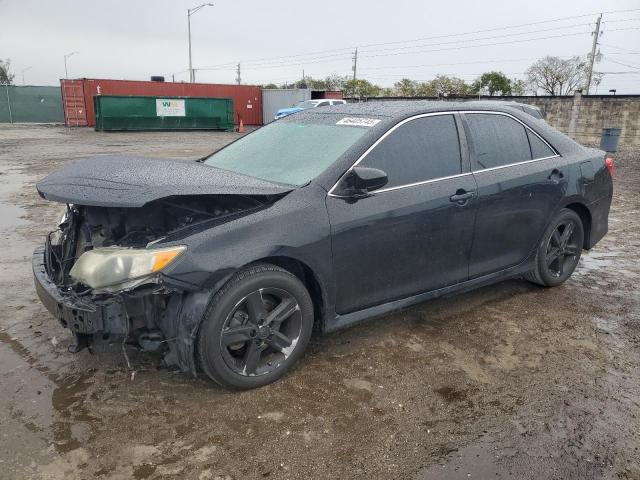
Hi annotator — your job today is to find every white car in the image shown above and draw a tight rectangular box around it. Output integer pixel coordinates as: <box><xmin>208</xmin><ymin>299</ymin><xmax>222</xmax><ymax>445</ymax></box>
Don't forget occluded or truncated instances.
<box><xmin>274</xmin><ymin>99</ymin><xmax>346</xmax><ymax>120</ymax></box>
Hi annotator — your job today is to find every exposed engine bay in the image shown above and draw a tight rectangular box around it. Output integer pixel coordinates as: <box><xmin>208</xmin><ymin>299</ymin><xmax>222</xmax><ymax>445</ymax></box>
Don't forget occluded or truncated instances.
<box><xmin>41</xmin><ymin>194</ymin><xmax>273</xmax><ymax>368</ymax></box>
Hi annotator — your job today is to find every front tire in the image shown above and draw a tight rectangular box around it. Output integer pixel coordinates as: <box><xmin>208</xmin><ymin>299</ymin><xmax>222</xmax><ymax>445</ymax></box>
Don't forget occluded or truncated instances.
<box><xmin>197</xmin><ymin>263</ymin><xmax>314</xmax><ymax>390</ymax></box>
<box><xmin>526</xmin><ymin>208</ymin><xmax>584</xmax><ymax>287</ymax></box>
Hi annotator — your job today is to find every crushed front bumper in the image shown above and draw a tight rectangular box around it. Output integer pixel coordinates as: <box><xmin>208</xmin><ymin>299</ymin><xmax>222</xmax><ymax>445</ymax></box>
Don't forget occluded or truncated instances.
<box><xmin>32</xmin><ymin>246</ymin><xmax>127</xmax><ymax>335</ymax></box>
<box><xmin>33</xmin><ymin>245</ymin><xmax>212</xmax><ymax>374</ymax></box>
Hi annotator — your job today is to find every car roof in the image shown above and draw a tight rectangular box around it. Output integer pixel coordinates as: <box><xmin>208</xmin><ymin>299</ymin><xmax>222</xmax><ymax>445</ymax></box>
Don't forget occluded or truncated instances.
<box><xmin>297</xmin><ymin>100</ymin><xmax>525</xmax><ymax>120</ymax></box>
<box><xmin>467</xmin><ymin>100</ymin><xmax>542</xmax><ymax>112</ymax></box>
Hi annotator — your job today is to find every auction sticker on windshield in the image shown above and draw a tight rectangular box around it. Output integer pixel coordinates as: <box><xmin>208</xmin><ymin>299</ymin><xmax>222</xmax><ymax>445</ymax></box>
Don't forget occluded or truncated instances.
<box><xmin>336</xmin><ymin>117</ymin><xmax>381</xmax><ymax>127</ymax></box>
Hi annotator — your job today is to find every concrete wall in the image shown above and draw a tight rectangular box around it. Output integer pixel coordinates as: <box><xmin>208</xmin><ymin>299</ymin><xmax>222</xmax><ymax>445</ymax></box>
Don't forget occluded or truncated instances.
<box><xmin>353</xmin><ymin>94</ymin><xmax>640</xmax><ymax>147</ymax></box>
<box><xmin>498</xmin><ymin>94</ymin><xmax>640</xmax><ymax>147</ymax></box>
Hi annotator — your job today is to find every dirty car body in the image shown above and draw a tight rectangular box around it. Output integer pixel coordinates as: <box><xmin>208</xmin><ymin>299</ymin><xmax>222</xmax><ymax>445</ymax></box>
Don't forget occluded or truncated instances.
<box><xmin>33</xmin><ymin>101</ymin><xmax>613</xmax><ymax>389</ymax></box>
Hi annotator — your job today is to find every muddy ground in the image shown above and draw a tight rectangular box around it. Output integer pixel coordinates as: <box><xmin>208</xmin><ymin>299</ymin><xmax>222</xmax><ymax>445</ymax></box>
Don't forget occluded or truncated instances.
<box><xmin>0</xmin><ymin>124</ymin><xmax>638</xmax><ymax>480</ymax></box>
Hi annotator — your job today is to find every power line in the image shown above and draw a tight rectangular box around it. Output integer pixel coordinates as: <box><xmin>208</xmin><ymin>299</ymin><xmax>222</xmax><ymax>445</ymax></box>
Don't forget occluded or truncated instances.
<box><xmin>605</xmin><ymin>58</ymin><xmax>640</xmax><ymax>70</ymax></box>
<box><xmin>601</xmin><ymin>43</ymin><xmax>640</xmax><ymax>53</ymax></box>
<box><xmin>360</xmin><ymin>55</ymin><xmax>582</xmax><ymax>71</ymax></box>
<box><xmin>357</xmin><ymin>22</ymin><xmax>594</xmax><ymax>55</ymax></box>
<box><xmin>199</xmin><ymin>29</ymin><xmax>596</xmax><ymax>74</ymax></box>
<box><xmin>359</xmin><ymin>31</ymin><xmax>592</xmax><ymax>60</ymax></box>
<box><xmin>197</xmin><ymin>8</ymin><xmax>640</xmax><ymax>70</ymax></box>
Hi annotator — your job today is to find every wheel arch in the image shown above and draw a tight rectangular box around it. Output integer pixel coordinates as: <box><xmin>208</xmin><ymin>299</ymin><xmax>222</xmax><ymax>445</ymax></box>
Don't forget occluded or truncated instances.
<box><xmin>562</xmin><ymin>202</ymin><xmax>592</xmax><ymax>249</ymax></box>
<box><xmin>248</xmin><ymin>255</ymin><xmax>327</xmax><ymax>332</ymax></box>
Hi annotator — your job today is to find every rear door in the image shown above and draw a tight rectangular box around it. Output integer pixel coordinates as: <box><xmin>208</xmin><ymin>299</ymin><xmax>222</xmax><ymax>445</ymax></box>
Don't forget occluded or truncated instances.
<box><xmin>327</xmin><ymin>113</ymin><xmax>477</xmax><ymax>314</ymax></box>
<box><xmin>462</xmin><ymin>112</ymin><xmax>562</xmax><ymax>278</ymax></box>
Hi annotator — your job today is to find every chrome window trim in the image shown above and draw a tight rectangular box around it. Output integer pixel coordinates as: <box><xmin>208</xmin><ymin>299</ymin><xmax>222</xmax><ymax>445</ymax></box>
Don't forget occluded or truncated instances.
<box><xmin>327</xmin><ymin>112</ymin><xmax>458</xmax><ymax>197</ymax></box>
<box><xmin>470</xmin><ymin>154</ymin><xmax>559</xmax><ymax>174</ymax></box>
<box><xmin>373</xmin><ymin>172</ymin><xmax>473</xmax><ymax>194</ymax></box>
<box><xmin>462</xmin><ymin>110</ymin><xmax>559</xmax><ymax>171</ymax></box>
<box><xmin>327</xmin><ymin>110</ymin><xmax>559</xmax><ymax>198</ymax></box>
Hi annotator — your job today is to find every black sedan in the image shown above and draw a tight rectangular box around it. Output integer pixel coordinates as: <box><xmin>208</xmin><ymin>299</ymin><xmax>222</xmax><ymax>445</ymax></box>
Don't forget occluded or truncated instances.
<box><xmin>33</xmin><ymin>101</ymin><xmax>613</xmax><ymax>389</ymax></box>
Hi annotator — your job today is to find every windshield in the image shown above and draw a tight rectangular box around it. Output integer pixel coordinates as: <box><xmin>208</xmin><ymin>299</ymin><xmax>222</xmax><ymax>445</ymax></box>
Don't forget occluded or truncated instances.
<box><xmin>295</xmin><ymin>100</ymin><xmax>317</xmax><ymax>109</ymax></box>
<box><xmin>204</xmin><ymin>121</ymin><xmax>369</xmax><ymax>186</ymax></box>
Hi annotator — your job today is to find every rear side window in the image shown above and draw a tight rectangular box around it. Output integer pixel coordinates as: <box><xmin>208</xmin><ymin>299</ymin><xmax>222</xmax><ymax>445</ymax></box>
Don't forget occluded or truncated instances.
<box><xmin>360</xmin><ymin>114</ymin><xmax>461</xmax><ymax>188</ymax></box>
<box><xmin>527</xmin><ymin>130</ymin><xmax>555</xmax><ymax>159</ymax></box>
<box><xmin>522</xmin><ymin>105</ymin><xmax>543</xmax><ymax>119</ymax></box>
<box><xmin>466</xmin><ymin>113</ymin><xmax>532</xmax><ymax>170</ymax></box>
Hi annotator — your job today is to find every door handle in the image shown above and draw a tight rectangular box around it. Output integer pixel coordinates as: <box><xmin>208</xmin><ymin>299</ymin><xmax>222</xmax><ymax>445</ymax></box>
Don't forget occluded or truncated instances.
<box><xmin>548</xmin><ymin>169</ymin><xmax>564</xmax><ymax>182</ymax></box>
<box><xmin>449</xmin><ymin>190</ymin><xmax>476</xmax><ymax>204</ymax></box>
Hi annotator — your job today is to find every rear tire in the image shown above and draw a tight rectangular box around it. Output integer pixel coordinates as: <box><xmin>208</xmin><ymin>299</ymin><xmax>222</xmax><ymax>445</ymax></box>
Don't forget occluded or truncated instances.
<box><xmin>525</xmin><ymin>208</ymin><xmax>584</xmax><ymax>287</ymax></box>
<box><xmin>197</xmin><ymin>263</ymin><xmax>314</xmax><ymax>390</ymax></box>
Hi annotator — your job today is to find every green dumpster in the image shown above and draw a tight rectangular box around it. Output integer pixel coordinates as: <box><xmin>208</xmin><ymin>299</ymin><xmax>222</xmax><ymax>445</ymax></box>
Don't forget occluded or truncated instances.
<box><xmin>94</xmin><ymin>95</ymin><xmax>234</xmax><ymax>131</ymax></box>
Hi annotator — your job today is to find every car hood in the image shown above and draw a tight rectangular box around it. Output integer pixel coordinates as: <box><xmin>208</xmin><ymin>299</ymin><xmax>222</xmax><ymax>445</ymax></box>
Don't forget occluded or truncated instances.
<box><xmin>36</xmin><ymin>155</ymin><xmax>293</xmax><ymax>208</ymax></box>
<box><xmin>276</xmin><ymin>107</ymin><xmax>304</xmax><ymax>116</ymax></box>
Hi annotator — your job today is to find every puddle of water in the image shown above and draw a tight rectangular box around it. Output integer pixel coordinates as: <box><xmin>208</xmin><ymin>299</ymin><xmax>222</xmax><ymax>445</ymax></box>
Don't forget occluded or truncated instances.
<box><xmin>574</xmin><ymin>251</ymin><xmax>621</xmax><ymax>277</ymax></box>
<box><xmin>416</xmin><ymin>438</ymin><xmax>513</xmax><ymax>479</ymax></box>
<box><xmin>592</xmin><ymin>316</ymin><xmax>619</xmax><ymax>334</ymax></box>
<box><xmin>0</xmin><ymin>167</ymin><xmax>34</xmax><ymax>261</ymax></box>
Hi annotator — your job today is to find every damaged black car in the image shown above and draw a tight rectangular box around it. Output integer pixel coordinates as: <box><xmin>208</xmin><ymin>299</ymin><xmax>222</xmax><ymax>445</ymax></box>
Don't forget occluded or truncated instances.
<box><xmin>33</xmin><ymin>102</ymin><xmax>612</xmax><ymax>389</ymax></box>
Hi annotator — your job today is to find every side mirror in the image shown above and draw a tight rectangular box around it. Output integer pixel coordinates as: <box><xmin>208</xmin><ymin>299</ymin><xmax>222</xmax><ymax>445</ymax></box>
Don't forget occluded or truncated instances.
<box><xmin>338</xmin><ymin>166</ymin><xmax>388</xmax><ymax>197</ymax></box>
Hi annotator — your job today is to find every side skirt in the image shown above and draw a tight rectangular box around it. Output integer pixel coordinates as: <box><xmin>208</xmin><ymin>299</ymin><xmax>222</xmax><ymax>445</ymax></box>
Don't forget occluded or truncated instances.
<box><xmin>324</xmin><ymin>255</ymin><xmax>536</xmax><ymax>334</ymax></box>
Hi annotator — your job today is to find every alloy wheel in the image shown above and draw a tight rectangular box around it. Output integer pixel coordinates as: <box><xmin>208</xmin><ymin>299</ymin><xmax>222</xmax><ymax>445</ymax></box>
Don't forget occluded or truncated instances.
<box><xmin>544</xmin><ymin>220</ymin><xmax>580</xmax><ymax>277</ymax></box>
<box><xmin>219</xmin><ymin>288</ymin><xmax>302</xmax><ymax>377</ymax></box>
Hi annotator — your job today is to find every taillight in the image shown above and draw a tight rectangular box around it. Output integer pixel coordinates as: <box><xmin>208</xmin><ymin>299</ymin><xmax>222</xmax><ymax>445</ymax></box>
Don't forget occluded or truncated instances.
<box><xmin>605</xmin><ymin>156</ymin><xmax>614</xmax><ymax>176</ymax></box>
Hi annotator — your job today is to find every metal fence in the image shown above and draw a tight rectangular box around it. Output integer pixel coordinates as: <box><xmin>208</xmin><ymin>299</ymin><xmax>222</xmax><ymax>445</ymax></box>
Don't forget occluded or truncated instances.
<box><xmin>262</xmin><ymin>89</ymin><xmax>311</xmax><ymax>124</ymax></box>
<box><xmin>0</xmin><ymin>85</ymin><xmax>64</xmax><ymax>123</ymax></box>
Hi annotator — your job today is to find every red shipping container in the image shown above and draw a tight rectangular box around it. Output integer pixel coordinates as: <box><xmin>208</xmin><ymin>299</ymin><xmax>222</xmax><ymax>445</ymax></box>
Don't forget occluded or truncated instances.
<box><xmin>60</xmin><ymin>78</ymin><xmax>263</xmax><ymax>127</ymax></box>
<box><xmin>322</xmin><ymin>91</ymin><xmax>344</xmax><ymax>99</ymax></box>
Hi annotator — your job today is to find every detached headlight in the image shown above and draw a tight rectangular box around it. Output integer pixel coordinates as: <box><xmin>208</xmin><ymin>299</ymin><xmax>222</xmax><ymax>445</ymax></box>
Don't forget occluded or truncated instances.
<box><xmin>69</xmin><ymin>245</ymin><xmax>186</xmax><ymax>292</ymax></box>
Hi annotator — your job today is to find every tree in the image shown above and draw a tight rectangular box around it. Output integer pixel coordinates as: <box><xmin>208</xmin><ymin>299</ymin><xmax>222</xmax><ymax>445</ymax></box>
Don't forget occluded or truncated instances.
<box><xmin>427</xmin><ymin>75</ymin><xmax>470</xmax><ymax>96</ymax></box>
<box><xmin>393</xmin><ymin>78</ymin><xmax>418</xmax><ymax>96</ymax></box>
<box><xmin>324</xmin><ymin>74</ymin><xmax>349</xmax><ymax>91</ymax></box>
<box><xmin>511</xmin><ymin>79</ymin><xmax>526</xmax><ymax>96</ymax></box>
<box><xmin>262</xmin><ymin>83</ymin><xmax>279</xmax><ymax>89</ymax></box>
<box><xmin>393</xmin><ymin>75</ymin><xmax>469</xmax><ymax>97</ymax></box>
<box><xmin>471</xmin><ymin>71</ymin><xmax>513</xmax><ymax>96</ymax></box>
<box><xmin>342</xmin><ymin>79</ymin><xmax>381</xmax><ymax>98</ymax></box>
<box><xmin>0</xmin><ymin>59</ymin><xmax>14</xmax><ymax>85</ymax></box>
<box><xmin>525</xmin><ymin>56</ymin><xmax>595</xmax><ymax>95</ymax></box>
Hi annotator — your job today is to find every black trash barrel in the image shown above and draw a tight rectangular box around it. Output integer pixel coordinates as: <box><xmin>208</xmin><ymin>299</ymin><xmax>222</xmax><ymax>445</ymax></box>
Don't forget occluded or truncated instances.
<box><xmin>600</xmin><ymin>128</ymin><xmax>621</xmax><ymax>152</ymax></box>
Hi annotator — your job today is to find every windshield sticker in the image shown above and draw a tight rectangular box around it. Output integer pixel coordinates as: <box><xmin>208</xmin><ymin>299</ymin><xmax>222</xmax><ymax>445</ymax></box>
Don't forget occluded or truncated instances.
<box><xmin>336</xmin><ymin>117</ymin><xmax>381</xmax><ymax>127</ymax></box>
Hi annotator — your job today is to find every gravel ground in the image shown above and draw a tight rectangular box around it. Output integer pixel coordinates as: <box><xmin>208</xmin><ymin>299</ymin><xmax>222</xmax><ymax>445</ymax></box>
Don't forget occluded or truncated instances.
<box><xmin>0</xmin><ymin>124</ymin><xmax>639</xmax><ymax>480</ymax></box>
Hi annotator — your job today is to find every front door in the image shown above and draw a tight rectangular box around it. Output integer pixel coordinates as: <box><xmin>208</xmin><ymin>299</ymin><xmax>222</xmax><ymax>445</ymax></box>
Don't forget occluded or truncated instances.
<box><xmin>327</xmin><ymin>113</ymin><xmax>477</xmax><ymax>314</ymax></box>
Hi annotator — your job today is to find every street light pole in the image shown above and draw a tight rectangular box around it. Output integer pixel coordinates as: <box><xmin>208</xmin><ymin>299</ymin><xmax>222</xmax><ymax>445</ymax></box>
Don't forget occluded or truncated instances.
<box><xmin>21</xmin><ymin>66</ymin><xmax>32</xmax><ymax>85</ymax></box>
<box><xmin>187</xmin><ymin>3</ymin><xmax>213</xmax><ymax>83</ymax></box>
<box><xmin>64</xmin><ymin>51</ymin><xmax>79</xmax><ymax>79</ymax></box>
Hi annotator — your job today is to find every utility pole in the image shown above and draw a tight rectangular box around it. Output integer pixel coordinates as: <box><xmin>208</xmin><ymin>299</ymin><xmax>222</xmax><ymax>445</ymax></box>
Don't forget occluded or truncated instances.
<box><xmin>352</xmin><ymin>48</ymin><xmax>358</xmax><ymax>81</ymax></box>
<box><xmin>188</xmin><ymin>3</ymin><xmax>214</xmax><ymax>83</ymax></box>
<box><xmin>21</xmin><ymin>66</ymin><xmax>32</xmax><ymax>85</ymax></box>
<box><xmin>64</xmin><ymin>51</ymin><xmax>78</xmax><ymax>79</ymax></box>
<box><xmin>236</xmin><ymin>63</ymin><xmax>241</xmax><ymax>85</ymax></box>
<box><xmin>302</xmin><ymin>69</ymin><xmax>305</xmax><ymax>87</ymax></box>
<box><xmin>586</xmin><ymin>13</ymin><xmax>602</xmax><ymax>95</ymax></box>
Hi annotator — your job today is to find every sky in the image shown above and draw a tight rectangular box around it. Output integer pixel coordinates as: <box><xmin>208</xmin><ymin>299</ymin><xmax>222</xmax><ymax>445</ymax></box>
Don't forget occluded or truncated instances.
<box><xmin>1</xmin><ymin>0</ymin><xmax>639</xmax><ymax>93</ymax></box>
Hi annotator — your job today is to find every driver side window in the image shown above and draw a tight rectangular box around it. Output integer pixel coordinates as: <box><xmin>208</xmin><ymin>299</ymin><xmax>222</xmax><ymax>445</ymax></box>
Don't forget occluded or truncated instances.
<box><xmin>360</xmin><ymin>114</ymin><xmax>462</xmax><ymax>189</ymax></box>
